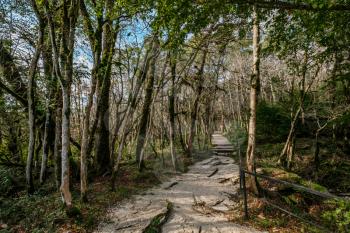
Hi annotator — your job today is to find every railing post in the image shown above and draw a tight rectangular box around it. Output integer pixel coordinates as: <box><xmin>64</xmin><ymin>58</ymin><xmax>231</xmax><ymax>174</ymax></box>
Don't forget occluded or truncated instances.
<box><xmin>241</xmin><ymin>170</ymin><xmax>249</xmax><ymax>219</ymax></box>
<box><xmin>237</xmin><ymin>140</ymin><xmax>242</xmax><ymax>191</ymax></box>
<box><xmin>239</xmin><ymin>170</ymin><xmax>243</xmax><ymax>191</ymax></box>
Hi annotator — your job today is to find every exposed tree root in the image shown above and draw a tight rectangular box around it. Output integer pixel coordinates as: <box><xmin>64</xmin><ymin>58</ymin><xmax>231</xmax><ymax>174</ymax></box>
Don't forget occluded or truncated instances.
<box><xmin>142</xmin><ymin>201</ymin><xmax>173</xmax><ymax>233</ymax></box>
<box><xmin>212</xmin><ymin>161</ymin><xmax>230</xmax><ymax>166</ymax></box>
<box><xmin>208</xmin><ymin>168</ymin><xmax>219</xmax><ymax>177</ymax></box>
<box><xmin>164</xmin><ymin>181</ymin><xmax>178</xmax><ymax>190</ymax></box>
<box><xmin>211</xmin><ymin>199</ymin><xmax>225</xmax><ymax>206</ymax></box>
<box><xmin>192</xmin><ymin>194</ymin><xmax>225</xmax><ymax>216</ymax></box>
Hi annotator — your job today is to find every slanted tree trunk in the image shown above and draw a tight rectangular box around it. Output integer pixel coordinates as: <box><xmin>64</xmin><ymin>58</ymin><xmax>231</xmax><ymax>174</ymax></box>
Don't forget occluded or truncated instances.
<box><xmin>246</xmin><ymin>5</ymin><xmax>260</xmax><ymax>195</ymax></box>
<box><xmin>135</xmin><ymin>36</ymin><xmax>159</xmax><ymax>171</ymax></box>
<box><xmin>111</xmin><ymin>41</ymin><xmax>153</xmax><ymax>190</ymax></box>
<box><xmin>187</xmin><ymin>47</ymin><xmax>208</xmax><ymax>157</ymax></box>
<box><xmin>278</xmin><ymin>107</ymin><xmax>300</xmax><ymax>168</ymax></box>
<box><xmin>279</xmin><ymin>51</ymin><xmax>308</xmax><ymax>169</ymax></box>
<box><xmin>0</xmin><ymin>43</ymin><xmax>27</xmax><ymax>106</ymax></box>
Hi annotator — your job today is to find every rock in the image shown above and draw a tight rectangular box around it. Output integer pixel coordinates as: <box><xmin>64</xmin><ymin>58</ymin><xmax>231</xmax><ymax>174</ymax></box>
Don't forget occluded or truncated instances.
<box><xmin>95</xmin><ymin>145</ymin><xmax>265</xmax><ymax>233</ymax></box>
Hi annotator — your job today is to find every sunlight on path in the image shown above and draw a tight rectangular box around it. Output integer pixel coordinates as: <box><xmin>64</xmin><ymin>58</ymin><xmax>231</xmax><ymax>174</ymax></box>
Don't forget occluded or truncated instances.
<box><xmin>95</xmin><ymin>134</ymin><xmax>265</xmax><ymax>233</ymax></box>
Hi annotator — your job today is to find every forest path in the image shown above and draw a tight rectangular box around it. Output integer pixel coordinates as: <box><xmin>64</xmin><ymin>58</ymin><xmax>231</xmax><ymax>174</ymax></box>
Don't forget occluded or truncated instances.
<box><xmin>95</xmin><ymin>134</ymin><xmax>264</xmax><ymax>233</ymax></box>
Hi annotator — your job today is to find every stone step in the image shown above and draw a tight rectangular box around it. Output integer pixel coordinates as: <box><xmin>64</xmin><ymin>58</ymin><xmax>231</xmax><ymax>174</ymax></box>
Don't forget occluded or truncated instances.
<box><xmin>213</xmin><ymin>146</ymin><xmax>234</xmax><ymax>149</ymax></box>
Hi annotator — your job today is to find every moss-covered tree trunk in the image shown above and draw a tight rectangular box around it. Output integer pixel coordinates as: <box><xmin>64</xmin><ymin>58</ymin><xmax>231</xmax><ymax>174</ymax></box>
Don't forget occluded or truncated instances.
<box><xmin>135</xmin><ymin>36</ymin><xmax>159</xmax><ymax>171</ymax></box>
<box><xmin>93</xmin><ymin>0</ymin><xmax>119</xmax><ymax>175</ymax></box>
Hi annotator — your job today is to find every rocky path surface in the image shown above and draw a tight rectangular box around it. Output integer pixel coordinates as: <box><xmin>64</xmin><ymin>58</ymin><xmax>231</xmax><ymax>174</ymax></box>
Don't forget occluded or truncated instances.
<box><xmin>95</xmin><ymin>135</ymin><xmax>264</xmax><ymax>233</ymax></box>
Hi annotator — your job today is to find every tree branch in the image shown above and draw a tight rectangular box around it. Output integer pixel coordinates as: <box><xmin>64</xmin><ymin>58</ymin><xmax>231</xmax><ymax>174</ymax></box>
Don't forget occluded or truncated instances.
<box><xmin>230</xmin><ymin>0</ymin><xmax>350</xmax><ymax>11</ymax></box>
<box><xmin>0</xmin><ymin>80</ymin><xmax>27</xmax><ymax>106</ymax></box>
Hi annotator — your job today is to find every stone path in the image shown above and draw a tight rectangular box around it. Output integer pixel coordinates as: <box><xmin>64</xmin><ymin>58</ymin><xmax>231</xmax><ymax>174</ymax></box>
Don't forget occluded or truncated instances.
<box><xmin>212</xmin><ymin>132</ymin><xmax>235</xmax><ymax>156</ymax></box>
<box><xmin>95</xmin><ymin>134</ymin><xmax>264</xmax><ymax>233</ymax></box>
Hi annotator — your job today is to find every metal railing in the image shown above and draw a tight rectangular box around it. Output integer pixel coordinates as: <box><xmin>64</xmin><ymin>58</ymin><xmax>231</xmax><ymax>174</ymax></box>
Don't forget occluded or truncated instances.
<box><xmin>236</xmin><ymin>141</ymin><xmax>344</xmax><ymax>232</ymax></box>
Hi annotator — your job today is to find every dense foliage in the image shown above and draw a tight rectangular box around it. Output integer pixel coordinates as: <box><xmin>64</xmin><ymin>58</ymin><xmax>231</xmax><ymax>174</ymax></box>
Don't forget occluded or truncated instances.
<box><xmin>0</xmin><ymin>0</ymin><xmax>349</xmax><ymax>232</ymax></box>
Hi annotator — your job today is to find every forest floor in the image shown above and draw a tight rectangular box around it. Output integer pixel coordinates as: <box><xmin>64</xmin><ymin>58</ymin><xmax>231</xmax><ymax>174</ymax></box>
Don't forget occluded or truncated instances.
<box><xmin>95</xmin><ymin>154</ymin><xmax>265</xmax><ymax>233</ymax></box>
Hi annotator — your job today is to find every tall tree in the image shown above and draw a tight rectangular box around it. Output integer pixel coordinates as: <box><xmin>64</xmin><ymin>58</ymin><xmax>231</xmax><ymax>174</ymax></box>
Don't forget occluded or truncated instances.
<box><xmin>246</xmin><ymin>5</ymin><xmax>260</xmax><ymax>194</ymax></box>
<box><xmin>187</xmin><ymin>45</ymin><xmax>208</xmax><ymax>157</ymax></box>
<box><xmin>135</xmin><ymin>35</ymin><xmax>160</xmax><ymax>170</ymax></box>
<box><xmin>168</xmin><ymin>51</ymin><xmax>178</xmax><ymax>170</ymax></box>
<box><xmin>44</xmin><ymin>0</ymin><xmax>79</xmax><ymax>207</ymax></box>
<box><xmin>26</xmin><ymin>0</ymin><xmax>46</xmax><ymax>193</ymax></box>
<box><xmin>79</xmin><ymin>0</ymin><xmax>120</xmax><ymax>200</ymax></box>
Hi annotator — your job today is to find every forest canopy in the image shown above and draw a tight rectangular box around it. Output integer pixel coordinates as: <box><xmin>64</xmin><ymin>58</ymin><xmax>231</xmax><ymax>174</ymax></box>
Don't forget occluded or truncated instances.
<box><xmin>0</xmin><ymin>0</ymin><xmax>349</xmax><ymax>232</ymax></box>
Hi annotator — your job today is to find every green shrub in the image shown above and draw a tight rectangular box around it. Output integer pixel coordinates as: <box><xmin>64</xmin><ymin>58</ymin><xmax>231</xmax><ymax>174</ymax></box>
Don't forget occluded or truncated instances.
<box><xmin>322</xmin><ymin>199</ymin><xmax>350</xmax><ymax>232</ymax></box>
<box><xmin>225</xmin><ymin>122</ymin><xmax>247</xmax><ymax>146</ymax></box>
<box><xmin>0</xmin><ymin>167</ymin><xmax>13</xmax><ymax>195</ymax></box>
<box><xmin>256</xmin><ymin>101</ymin><xmax>289</xmax><ymax>142</ymax></box>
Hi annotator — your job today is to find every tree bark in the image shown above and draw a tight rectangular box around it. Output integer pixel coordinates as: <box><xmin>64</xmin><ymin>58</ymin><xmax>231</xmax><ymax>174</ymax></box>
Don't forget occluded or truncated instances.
<box><xmin>135</xmin><ymin>36</ymin><xmax>160</xmax><ymax>171</ymax></box>
<box><xmin>169</xmin><ymin>53</ymin><xmax>178</xmax><ymax>171</ymax></box>
<box><xmin>187</xmin><ymin>47</ymin><xmax>208</xmax><ymax>157</ymax></box>
<box><xmin>26</xmin><ymin>18</ymin><xmax>45</xmax><ymax>194</ymax></box>
<box><xmin>40</xmin><ymin>33</ymin><xmax>54</xmax><ymax>185</ymax></box>
<box><xmin>94</xmin><ymin>0</ymin><xmax>119</xmax><ymax>175</ymax></box>
<box><xmin>39</xmin><ymin>97</ymin><xmax>51</xmax><ymax>184</ymax></box>
<box><xmin>44</xmin><ymin>0</ymin><xmax>79</xmax><ymax>207</ymax></box>
<box><xmin>61</xmin><ymin>87</ymin><xmax>72</xmax><ymax>206</ymax></box>
<box><xmin>279</xmin><ymin>51</ymin><xmax>309</xmax><ymax>169</ymax></box>
<box><xmin>54</xmin><ymin>100</ymin><xmax>62</xmax><ymax>190</ymax></box>
<box><xmin>246</xmin><ymin>4</ymin><xmax>260</xmax><ymax>195</ymax></box>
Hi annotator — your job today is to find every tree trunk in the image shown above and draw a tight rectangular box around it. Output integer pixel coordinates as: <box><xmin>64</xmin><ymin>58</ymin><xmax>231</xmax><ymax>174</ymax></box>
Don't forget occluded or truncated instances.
<box><xmin>331</xmin><ymin>53</ymin><xmax>340</xmax><ymax>147</ymax></box>
<box><xmin>26</xmin><ymin>77</ymin><xmax>36</xmax><ymax>193</ymax></box>
<box><xmin>168</xmin><ymin>54</ymin><xmax>178</xmax><ymax>171</ymax></box>
<box><xmin>279</xmin><ymin>52</ymin><xmax>309</xmax><ymax>169</ymax></box>
<box><xmin>60</xmin><ymin>88</ymin><xmax>72</xmax><ymax>207</ymax></box>
<box><xmin>279</xmin><ymin>107</ymin><xmax>300</xmax><ymax>163</ymax></box>
<box><xmin>314</xmin><ymin>131</ymin><xmax>320</xmax><ymax>171</ymax></box>
<box><xmin>187</xmin><ymin>47</ymin><xmax>208</xmax><ymax>157</ymax></box>
<box><xmin>40</xmin><ymin>96</ymin><xmax>51</xmax><ymax>184</ymax></box>
<box><xmin>26</xmin><ymin>20</ymin><xmax>44</xmax><ymax>194</ymax></box>
<box><xmin>94</xmin><ymin>72</ymin><xmax>112</xmax><ymax>174</ymax></box>
<box><xmin>111</xmin><ymin>40</ymin><xmax>153</xmax><ymax>189</ymax></box>
<box><xmin>40</xmin><ymin>33</ymin><xmax>54</xmax><ymax>185</ymax></box>
<box><xmin>94</xmin><ymin>3</ymin><xmax>119</xmax><ymax>175</ymax></box>
<box><xmin>44</xmin><ymin>0</ymin><xmax>79</xmax><ymax>207</ymax></box>
<box><xmin>246</xmin><ymin>5</ymin><xmax>260</xmax><ymax>195</ymax></box>
<box><xmin>135</xmin><ymin>36</ymin><xmax>159</xmax><ymax>171</ymax></box>
<box><xmin>80</xmin><ymin>71</ymin><xmax>97</xmax><ymax>201</ymax></box>
<box><xmin>54</xmin><ymin>93</ymin><xmax>62</xmax><ymax>190</ymax></box>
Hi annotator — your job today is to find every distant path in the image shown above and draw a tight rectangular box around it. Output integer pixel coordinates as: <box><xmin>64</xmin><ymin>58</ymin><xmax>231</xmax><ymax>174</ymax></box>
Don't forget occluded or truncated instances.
<box><xmin>95</xmin><ymin>134</ymin><xmax>264</xmax><ymax>233</ymax></box>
